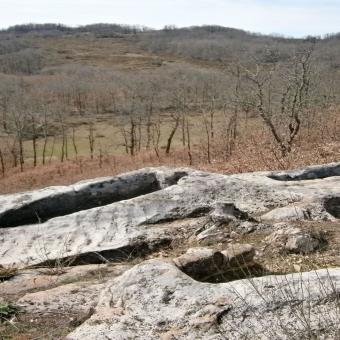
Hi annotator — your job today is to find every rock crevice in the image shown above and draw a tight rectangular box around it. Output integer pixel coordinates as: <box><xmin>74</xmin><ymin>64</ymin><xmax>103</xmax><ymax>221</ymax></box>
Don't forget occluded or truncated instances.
<box><xmin>0</xmin><ymin>168</ymin><xmax>189</xmax><ymax>228</ymax></box>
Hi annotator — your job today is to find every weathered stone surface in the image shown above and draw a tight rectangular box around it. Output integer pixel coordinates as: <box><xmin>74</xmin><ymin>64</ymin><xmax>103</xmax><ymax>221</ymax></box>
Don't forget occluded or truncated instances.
<box><xmin>266</xmin><ymin>227</ymin><xmax>325</xmax><ymax>254</ymax></box>
<box><xmin>0</xmin><ymin>168</ymin><xmax>188</xmax><ymax>228</ymax></box>
<box><xmin>195</xmin><ymin>224</ymin><xmax>228</xmax><ymax>242</ymax></box>
<box><xmin>195</xmin><ymin>218</ymin><xmax>267</xmax><ymax>244</ymax></box>
<box><xmin>18</xmin><ymin>281</ymin><xmax>104</xmax><ymax>314</ymax></box>
<box><xmin>261</xmin><ymin>205</ymin><xmax>310</xmax><ymax>222</ymax></box>
<box><xmin>268</xmin><ymin>162</ymin><xmax>340</xmax><ymax>181</ymax></box>
<box><xmin>0</xmin><ymin>264</ymin><xmax>130</xmax><ymax>298</ymax></box>
<box><xmin>1</xmin><ymin>163</ymin><xmax>340</xmax><ymax>339</ymax></box>
<box><xmin>195</xmin><ymin>202</ymin><xmax>260</xmax><ymax>243</ymax></box>
<box><xmin>173</xmin><ymin>247</ymin><xmax>225</xmax><ymax>280</ymax></box>
<box><xmin>0</xmin><ymin>163</ymin><xmax>339</xmax><ymax>267</ymax></box>
<box><xmin>67</xmin><ymin>260</ymin><xmax>340</xmax><ymax>339</ymax></box>
<box><xmin>209</xmin><ymin>202</ymin><xmax>251</xmax><ymax>223</ymax></box>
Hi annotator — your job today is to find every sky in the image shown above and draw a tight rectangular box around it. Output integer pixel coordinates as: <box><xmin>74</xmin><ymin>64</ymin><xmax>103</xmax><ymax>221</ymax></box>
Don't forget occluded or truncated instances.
<box><xmin>0</xmin><ymin>0</ymin><xmax>339</xmax><ymax>37</ymax></box>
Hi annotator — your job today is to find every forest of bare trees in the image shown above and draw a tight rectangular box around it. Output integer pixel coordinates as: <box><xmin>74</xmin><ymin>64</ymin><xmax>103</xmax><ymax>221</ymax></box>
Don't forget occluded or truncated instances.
<box><xmin>0</xmin><ymin>24</ymin><xmax>339</xmax><ymax>185</ymax></box>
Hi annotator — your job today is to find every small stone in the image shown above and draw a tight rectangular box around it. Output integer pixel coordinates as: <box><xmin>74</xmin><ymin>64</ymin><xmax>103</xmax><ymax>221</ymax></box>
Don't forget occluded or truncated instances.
<box><xmin>173</xmin><ymin>248</ymin><xmax>224</xmax><ymax>279</ymax></box>
<box><xmin>266</xmin><ymin>227</ymin><xmax>325</xmax><ymax>254</ymax></box>
<box><xmin>261</xmin><ymin>206</ymin><xmax>310</xmax><ymax>222</ymax></box>
<box><xmin>230</xmin><ymin>231</ymin><xmax>239</xmax><ymax>239</ymax></box>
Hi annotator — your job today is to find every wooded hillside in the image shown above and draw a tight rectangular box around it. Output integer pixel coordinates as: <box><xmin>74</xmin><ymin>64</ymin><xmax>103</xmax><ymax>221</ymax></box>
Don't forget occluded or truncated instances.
<box><xmin>0</xmin><ymin>24</ymin><xmax>339</xmax><ymax>193</ymax></box>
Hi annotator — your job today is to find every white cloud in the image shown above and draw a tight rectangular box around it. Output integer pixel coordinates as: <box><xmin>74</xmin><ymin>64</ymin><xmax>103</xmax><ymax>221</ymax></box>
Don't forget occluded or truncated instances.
<box><xmin>0</xmin><ymin>0</ymin><xmax>339</xmax><ymax>37</ymax></box>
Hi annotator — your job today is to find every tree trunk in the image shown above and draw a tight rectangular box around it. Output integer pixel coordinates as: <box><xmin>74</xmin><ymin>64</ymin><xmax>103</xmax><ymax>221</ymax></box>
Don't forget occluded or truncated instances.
<box><xmin>0</xmin><ymin>148</ymin><xmax>5</xmax><ymax>177</ymax></box>
<box><xmin>18</xmin><ymin>133</ymin><xmax>24</xmax><ymax>172</ymax></box>
<box><xmin>88</xmin><ymin>124</ymin><xmax>95</xmax><ymax>160</ymax></box>
<box><xmin>186</xmin><ymin>118</ymin><xmax>192</xmax><ymax>165</ymax></box>
<box><xmin>72</xmin><ymin>127</ymin><xmax>78</xmax><ymax>159</ymax></box>
<box><xmin>165</xmin><ymin>116</ymin><xmax>179</xmax><ymax>154</ymax></box>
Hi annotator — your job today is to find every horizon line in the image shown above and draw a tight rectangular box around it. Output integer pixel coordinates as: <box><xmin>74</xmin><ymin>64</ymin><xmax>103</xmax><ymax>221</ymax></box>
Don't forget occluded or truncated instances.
<box><xmin>0</xmin><ymin>22</ymin><xmax>338</xmax><ymax>39</ymax></box>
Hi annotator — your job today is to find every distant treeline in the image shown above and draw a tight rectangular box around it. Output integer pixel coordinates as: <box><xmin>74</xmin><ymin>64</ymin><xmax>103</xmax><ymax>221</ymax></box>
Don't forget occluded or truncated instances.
<box><xmin>1</xmin><ymin>23</ymin><xmax>340</xmax><ymax>75</ymax></box>
<box><xmin>0</xmin><ymin>23</ymin><xmax>151</xmax><ymax>37</ymax></box>
<box><xmin>0</xmin><ymin>23</ymin><xmax>339</xmax><ymax>173</ymax></box>
<box><xmin>2</xmin><ymin>23</ymin><xmax>340</xmax><ymax>40</ymax></box>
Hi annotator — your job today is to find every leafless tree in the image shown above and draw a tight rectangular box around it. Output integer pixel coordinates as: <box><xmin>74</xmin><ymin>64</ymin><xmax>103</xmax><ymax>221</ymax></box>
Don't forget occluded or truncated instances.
<box><xmin>165</xmin><ymin>114</ymin><xmax>180</xmax><ymax>154</ymax></box>
<box><xmin>236</xmin><ymin>45</ymin><xmax>316</xmax><ymax>157</ymax></box>
<box><xmin>0</xmin><ymin>147</ymin><xmax>5</xmax><ymax>177</ymax></box>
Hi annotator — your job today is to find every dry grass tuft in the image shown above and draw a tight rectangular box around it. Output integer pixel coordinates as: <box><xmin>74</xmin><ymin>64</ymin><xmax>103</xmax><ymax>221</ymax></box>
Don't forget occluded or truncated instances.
<box><xmin>0</xmin><ymin>266</ymin><xmax>18</xmax><ymax>282</ymax></box>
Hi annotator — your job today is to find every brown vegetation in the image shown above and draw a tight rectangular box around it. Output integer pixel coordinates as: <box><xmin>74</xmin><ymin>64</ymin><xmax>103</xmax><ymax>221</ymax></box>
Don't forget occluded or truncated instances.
<box><xmin>0</xmin><ymin>24</ymin><xmax>339</xmax><ymax>193</ymax></box>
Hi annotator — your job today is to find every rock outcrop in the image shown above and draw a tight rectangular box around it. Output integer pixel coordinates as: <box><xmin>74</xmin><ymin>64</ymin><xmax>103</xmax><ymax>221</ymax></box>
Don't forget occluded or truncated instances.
<box><xmin>67</xmin><ymin>260</ymin><xmax>340</xmax><ymax>339</ymax></box>
<box><xmin>1</xmin><ymin>162</ymin><xmax>340</xmax><ymax>339</ymax></box>
<box><xmin>266</xmin><ymin>227</ymin><xmax>326</xmax><ymax>254</ymax></box>
<box><xmin>1</xmin><ymin>163</ymin><xmax>339</xmax><ymax>268</ymax></box>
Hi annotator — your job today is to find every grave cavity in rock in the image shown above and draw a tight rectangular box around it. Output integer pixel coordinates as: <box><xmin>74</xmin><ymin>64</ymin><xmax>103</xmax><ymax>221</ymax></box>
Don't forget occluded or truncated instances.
<box><xmin>173</xmin><ymin>245</ymin><xmax>269</xmax><ymax>284</ymax></box>
<box><xmin>0</xmin><ymin>170</ymin><xmax>188</xmax><ymax>228</ymax></box>
<box><xmin>35</xmin><ymin>238</ymin><xmax>173</xmax><ymax>267</ymax></box>
<box><xmin>268</xmin><ymin>163</ymin><xmax>340</xmax><ymax>181</ymax></box>
<box><xmin>324</xmin><ymin>197</ymin><xmax>340</xmax><ymax>218</ymax></box>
